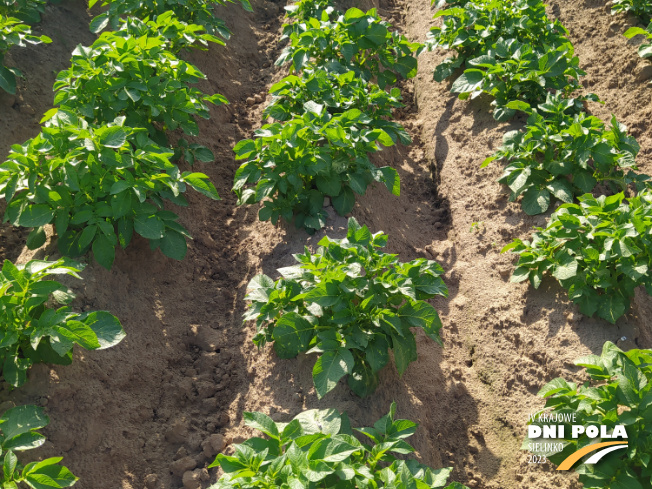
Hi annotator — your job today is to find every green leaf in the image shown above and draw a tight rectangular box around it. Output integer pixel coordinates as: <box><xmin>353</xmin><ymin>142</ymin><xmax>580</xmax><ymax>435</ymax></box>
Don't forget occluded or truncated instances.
<box><xmin>272</xmin><ymin>313</ymin><xmax>314</xmax><ymax>359</ymax></box>
<box><xmin>332</xmin><ymin>187</ymin><xmax>355</xmax><ymax>215</ymax></box>
<box><xmin>184</xmin><ymin>173</ymin><xmax>220</xmax><ymax>200</ymax></box>
<box><xmin>97</xmin><ymin>126</ymin><xmax>127</xmax><ymax>148</ymax></box>
<box><xmin>160</xmin><ymin>230</ymin><xmax>188</xmax><ymax>260</ymax></box>
<box><xmin>313</xmin><ymin>349</ymin><xmax>354</xmax><ymax>399</ymax></box>
<box><xmin>522</xmin><ymin>188</ymin><xmax>551</xmax><ymax>215</ymax></box>
<box><xmin>134</xmin><ymin>214</ymin><xmax>165</xmax><ymax>240</ymax></box>
<box><xmin>0</xmin><ymin>65</ymin><xmax>17</xmax><ymax>95</ymax></box>
<box><xmin>596</xmin><ymin>295</ymin><xmax>627</xmax><ymax>324</ymax></box>
<box><xmin>0</xmin><ymin>405</ymin><xmax>48</xmax><ymax>441</ymax></box>
<box><xmin>26</xmin><ymin>227</ymin><xmax>47</xmax><ymax>250</ymax></box>
<box><xmin>391</xmin><ymin>333</ymin><xmax>417</xmax><ymax>376</ymax></box>
<box><xmin>92</xmin><ymin>235</ymin><xmax>116</xmax><ymax>270</ymax></box>
<box><xmin>16</xmin><ymin>205</ymin><xmax>54</xmax><ymax>228</ymax></box>
<box><xmin>347</xmin><ymin>360</ymin><xmax>378</xmax><ymax>398</ymax></box>
<box><xmin>243</xmin><ymin>412</ymin><xmax>280</xmax><ymax>440</ymax></box>
<box><xmin>379</xmin><ymin>167</ymin><xmax>400</xmax><ymax>196</ymax></box>
<box><xmin>83</xmin><ymin>311</ymin><xmax>125</xmax><ymax>349</ymax></box>
<box><xmin>451</xmin><ymin>70</ymin><xmax>484</xmax><ymax>94</ymax></box>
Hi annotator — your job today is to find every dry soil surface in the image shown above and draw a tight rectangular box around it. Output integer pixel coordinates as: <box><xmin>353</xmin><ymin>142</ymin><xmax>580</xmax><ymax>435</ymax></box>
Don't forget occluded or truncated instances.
<box><xmin>0</xmin><ymin>0</ymin><xmax>651</xmax><ymax>488</ymax></box>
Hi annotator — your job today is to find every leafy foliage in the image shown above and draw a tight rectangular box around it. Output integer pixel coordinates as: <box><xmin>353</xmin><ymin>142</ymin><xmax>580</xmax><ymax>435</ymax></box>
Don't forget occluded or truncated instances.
<box><xmin>209</xmin><ymin>403</ymin><xmax>468</xmax><ymax>489</ymax></box>
<box><xmin>52</xmin><ymin>23</ymin><xmax>227</xmax><ymax>151</ymax></box>
<box><xmin>0</xmin><ymin>111</ymin><xmax>218</xmax><ymax>266</ymax></box>
<box><xmin>88</xmin><ymin>0</ymin><xmax>253</xmax><ymax>38</ymax></box>
<box><xmin>503</xmin><ymin>192</ymin><xmax>652</xmax><ymax>323</ymax></box>
<box><xmin>612</xmin><ymin>0</ymin><xmax>652</xmax><ymax>22</ymax></box>
<box><xmin>0</xmin><ymin>258</ymin><xmax>125</xmax><ymax>387</ymax></box>
<box><xmin>1</xmin><ymin>19</ymin><xmax>224</xmax><ymax>265</ymax></box>
<box><xmin>482</xmin><ymin>94</ymin><xmax>647</xmax><ymax>215</ymax></box>
<box><xmin>264</xmin><ymin>68</ymin><xmax>409</xmax><ymax>127</ymax></box>
<box><xmin>244</xmin><ymin>218</ymin><xmax>447</xmax><ymax>398</ymax></box>
<box><xmin>233</xmin><ymin>73</ymin><xmax>403</xmax><ymax>232</ymax></box>
<box><xmin>428</xmin><ymin>0</ymin><xmax>583</xmax><ymax>120</ymax></box>
<box><xmin>0</xmin><ymin>14</ymin><xmax>50</xmax><ymax>93</ymax></box>
<box><xmin>284</xmin><ymin>0</ymin><xmax>333</xmax><ymax>22</ymax></box>
<box><xmin>624</xmin><ymin>23</ymin><xmax>652</xmax><ymax>62</ymax></box>
<box><xmin>0</xmin><ymin>405</ymin><xmax>77</xmax><ymax>489</ymax></box>
<box><xmin>235</xmin><ymin>4</ymin><xmax>416</xmax><ymax>232</ymax></box>
<box><xmin>277</xmin><ymin>7</ymin><xmax>421</xmax><ymax>88</ymax></box>
<box><xmin>530</xmin><ymin>342</ymin><xmax>652</xmax><ymax>488</ymax></box>
<box><xmin>0</xmin><ymin>0</ymin><xmax>48</xmax><ymax>23</ymax></box>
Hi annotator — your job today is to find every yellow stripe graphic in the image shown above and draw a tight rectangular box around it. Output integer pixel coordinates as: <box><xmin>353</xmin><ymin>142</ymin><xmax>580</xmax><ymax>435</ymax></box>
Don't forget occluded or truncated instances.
<box><xmin>557</xmin><ymin>441</ymin><xmax>628</xmax><ymax>471</ymax></box>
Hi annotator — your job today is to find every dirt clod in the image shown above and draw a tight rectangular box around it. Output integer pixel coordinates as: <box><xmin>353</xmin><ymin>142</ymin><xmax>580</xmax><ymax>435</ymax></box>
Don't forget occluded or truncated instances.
<box><xmin>171</xmin><ymin>457</ymin><xmax>197</xmax><ymax>477</ymax></box>
<box><xmin>182</xmin><ymin>470</ymin><xmax>201</xmax><ymax>489</ymax></box>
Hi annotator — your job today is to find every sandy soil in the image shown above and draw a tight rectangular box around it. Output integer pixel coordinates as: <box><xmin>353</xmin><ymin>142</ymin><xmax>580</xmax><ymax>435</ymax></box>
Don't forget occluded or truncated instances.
<box><xmin>0</xmin><ymin>0</ymin><xmax>651</xmax><ymax>488</ymax></box>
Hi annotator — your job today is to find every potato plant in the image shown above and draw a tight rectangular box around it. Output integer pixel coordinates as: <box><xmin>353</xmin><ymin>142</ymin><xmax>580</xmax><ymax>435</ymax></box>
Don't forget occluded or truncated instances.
<box><xmin>612</xmin><ymin>0</ymin><xmax>652</xmax><ymax>21</ymax></box>
<box><xmin>1</xmin><ymin>111</ymin><xmax>218</xmax><ymax>266</ymax></box>
<box><xmin>0</xmin><ymin>405</ymin><xmax>77</xmax><ymax>489</ymax></box>
<box><xmin>624</xmin><ymin>23</ymin><xmax>652</xmax><ymax>61</ymax></box>
<box><xmin>482</xmin><ymin>94</ymin><xmax>647</xmax><ymax>214</ymax></box>
<box><xmin>243</xmin><ymin>218</ymin><xmax>447</xmax><ymax>398</ymax></box>
<box><xmin>277</xmin><ymin>7</ymin><xmax>421</xmax><ymax>88</ymax></box>
<box><xmin>284</xmin><ymin>0</ymin><xmax>333</xmax><ymax>22</ymax></box>
<box><xmin>503</xmin><ymin>192</ymin><xmax>652</xmax><ymax>323</ymax></box>
<box><xmin>0</xmin><ymin>14</ymin><xmax>50</xmax><ymax>93</ymax></box>
<box><xmin>234</xmin><ymin>77</ymin><xmax>402</xmax><ymax>232</ymax></box>
<box><xmin>0</xmin><ymin>0</ymin><xmax>47</xmax><ymax>23</ymax></box>
<box><xmin>209</xmin><ymin>403</ymin><xmax>468</xmax><ymax>489</ymax></box>
<box><xmin>530</xmin><ymin>342</ymin><xmax>652</xmax><ymax>488</ymax></box>
<box><xmin>0</xmin><ymin>258</ymin><xmax>125</xmax><ymax>387</ymax></box>
<box><xmin>88</xmin><ymin>0</ymin><xmax>252</xmax><ymax>38</ymax></box>
<box><xmin>52</xmin><ymin>25</ymin><xmax>227</xmax><ymax>154</ymax></box>
<box><xmin>429</xmin><ymin>0</ymin><xmax>583</xmax><ymax>120</ymax></box>
<box><xmin>264</xmin><ymin>68</ymin><xmax>409</xmax><ymax>134</ymax></box>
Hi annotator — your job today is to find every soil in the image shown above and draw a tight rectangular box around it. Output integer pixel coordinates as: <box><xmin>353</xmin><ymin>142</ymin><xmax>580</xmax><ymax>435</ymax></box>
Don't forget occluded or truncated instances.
<box><xmin>0</xmin><ymin>0</ymin><xmax>651</xmax><ymax>488</ymax></box>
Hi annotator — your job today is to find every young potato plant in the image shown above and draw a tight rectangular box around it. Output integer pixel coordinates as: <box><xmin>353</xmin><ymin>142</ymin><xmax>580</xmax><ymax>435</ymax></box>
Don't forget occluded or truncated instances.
<box><xmin>264</xmin><ymin>68</ymin><xmax>410</xmax><ymax>138</ymax></box>
<box><xmin>624</xmin><ymin>23</ymin><xmax>652</xmax><ymax>62</ymax></box>
<box><xmin>277</xmin><ymin>7</ymin><xmax>422</xmax><ymax>88</ymax></box>
<box><xmin>450</xmin><ymin>37</ymin><xmax>583</xmax><ymax>121</ymax></box>
<box><xmin>284</xmin><ymin>0</ymin><xmax>333</xmax><ymax>22</ymax></box>
<box><xmin>243</xmin><ymin>218</ymin><xmax>448</xmax><ymax>398</ymax></box>
<box><xmin>429</xmin><ymin>0</ymin><xmax>583</xmax><ymax>120</ymax></box>
<box><xmin>233</xmin><ymin>105</ymin><xmax>401</xmax><ymax>233</ymax></box>
<box><xmin>0</xmin><ymin>14</ymin><xmax>51</xmax><ymax>93</ymax></box>
<box><xmin>428</xmin><ymin>0</ymin><xmax>571</xmax><ymax>82</ymax></box>
<box><xmin>88</xmin><ymin>0</ymin><xmax>252</xmax><ymax>38</ymax></box>
<box><xmin>52</xmin><ymin>26</ymin><xmax>227</xmax><ymax>156</ymax></box>
<box><xmin>209</xmin><ymin>403</ymin><xmax>468</xmax><ymax>489</ymax></box>
<box><xmin>530</xmin><ymin>342</ymin><xmax>652</xmax><ymax>488</ymax></box>
<box><xmin>612</xmin><ymin>0</ymin><xmax>652</xmax><ymax>22</ymax></box>
<box><xmin>0</xmin><ymin>405</ymin><xmax>77</xmax><ymax>489</ymax></box>
<box><xmin>117</xmin><ymin>11</ymin><xmax>226</xmax><ymax>54</ymax></box>
<box><xmin>503</xmin><ymin>192</ymin><xmax>652</xmax><ymax>323</ymax></box>
<box><xmin>482</xmin><ymin>94</ymin><xmax>646</xmax><ymax>215</ymax></box>
<box><xmin>1</xmin><ymin>111</ymin><xmax>219</xmax><ymax>267</ymax></box>
<box><xmin>0</xmin><ymin>258</ymin><xmax>125</xmax><ymax>387</ymax></box>
<box><xmin>0</xmin><ymin>0</ymin><xmax>48</xmax><ymax>23</ymax></box>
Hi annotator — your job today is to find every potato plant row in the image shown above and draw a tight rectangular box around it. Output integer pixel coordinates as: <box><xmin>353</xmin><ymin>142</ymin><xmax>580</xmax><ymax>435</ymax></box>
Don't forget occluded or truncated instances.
<box><xmin>431</xmin><ymin>1</ymin><xmax>652</xmax><ymax>486</ymax></box>
<box><xmin>218</xmin><ymin>1</ymin><xmax>469</xmax><ymax>488</ymax></box>
<box><xmin>0</xmin><ymin>3</ymin><xmax>248</xmax><ymax>487</ymax></box>
<box><xmin>431</xmin><ymin>0</ymin><xmax>652</xmax><ymax>324</ymax></box>
<box><xmin>233</xmin><ymin>0</ymin><xmax>420</xmax><ymax>233</ymax></box>
<box><xmin>0</xmin><ymin>13</ymin><xmax>228</xmax><ymax>268</ymax></box>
